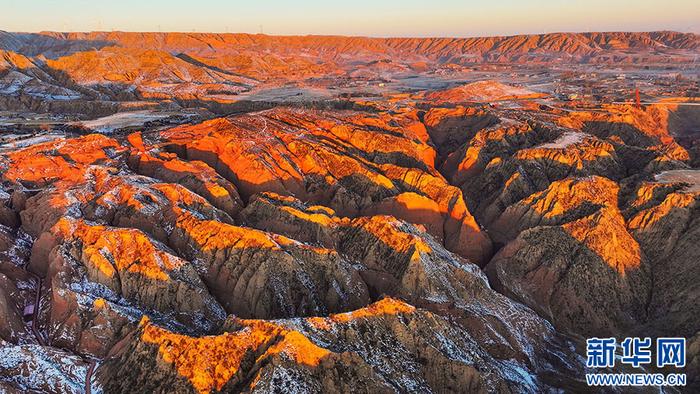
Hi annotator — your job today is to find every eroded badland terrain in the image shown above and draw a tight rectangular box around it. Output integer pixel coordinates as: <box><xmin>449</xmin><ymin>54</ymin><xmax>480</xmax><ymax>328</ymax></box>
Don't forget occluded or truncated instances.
<box><xmin>0</xmin><ymin>31</ymin><xmax>699</xmax><ymax>393</ymax></box>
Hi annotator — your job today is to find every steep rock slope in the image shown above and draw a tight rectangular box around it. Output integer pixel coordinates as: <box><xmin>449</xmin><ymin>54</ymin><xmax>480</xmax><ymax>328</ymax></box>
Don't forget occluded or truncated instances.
<box><xmin>421</xmin><ymin>101</ymin><xmax>698</xmax><ymax>348</ymax></box>
<box><xmin>485</xmin><ymin>177</ymin><xmax>649</xmax><ymax>336</ymax></box>
<box><xmin>98</xmin><ymin>299</ymin><xmax>564</xmax><ymax>393</ymax></box>
<box><xmin>160</xmin><ymin>107</ymin><xmax>492</xmax><ymax>264</ymax></box>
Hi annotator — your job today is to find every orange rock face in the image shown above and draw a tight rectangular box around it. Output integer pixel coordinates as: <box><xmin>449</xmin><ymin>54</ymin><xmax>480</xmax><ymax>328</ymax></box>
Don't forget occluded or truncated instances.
<box><xmin>161</xmin><ymin>107</ymin><xmax>492</xmax><ymax>264</ymax></box>
<box><xmin>558</xmin><ymin>105</ymin><xmax>676</xmax><ymax>144</ymax></box>
<box><xmin>562</xmin><ymin>207</ymin><xmax>641</xmax><ymax>274</ymax></box>
<box><xmin>138</xmin><ymin>315</ymin><xmax>331</xmax><ymax>393</ymax></box>
<box><xmin>98</xmin><ymin>294</ymin><xmax>558</xmax><ymax>393</ymax></box>
<box><xmin>306</xmin><ymin>297</ymin><xmax>416</xmax><ymax>329</ymax></box>
<box><xmin>2</xmin><ymin>134</ymin><xmax>123</xmax><ymax>187</ymax></box>
<box><xmin>489</xmin><ymin>175</ymin><xmax>638</xmax><ymax>271</ymax></box>
<box><xmin>424</xmin><ymin>80</ymin><xmax>547</xmax><ymax>103</ymax></box>
<box><xmin>46</xmin><ymin>46</ymin><xmax>255</xmax><ymax>100</ymax></box>
<box><xmin>483</xmin><ymin>173</ymin><xmax>694</xmax><ymax>336</ymax></box>
<box><xmin>56</xmin><ymin>218</ymin><xmax>183</xmax><ymax>281</ymax></box>
<box><xmin>515</xmin><ymin>136</ymin><xmax>617</xmax><ymax>170</ymax></box>
<box><xmin>126</xmin><ymin>132</ymin><xmax>244</xmax><ymax>216</ymax></box>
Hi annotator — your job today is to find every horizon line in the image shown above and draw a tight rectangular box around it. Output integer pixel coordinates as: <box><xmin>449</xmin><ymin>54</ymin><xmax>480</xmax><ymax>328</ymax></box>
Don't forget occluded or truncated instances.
<box><xmin>3</xmin><ymin>29</ymin><xmax>698</xmax><ymax>41</ymax></box>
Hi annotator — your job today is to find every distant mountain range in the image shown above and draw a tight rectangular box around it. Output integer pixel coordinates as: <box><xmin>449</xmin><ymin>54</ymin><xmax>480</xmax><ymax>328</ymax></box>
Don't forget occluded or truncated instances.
<box><xmin>0</xmin><ymin>30</ymin><xmax>698</xmax><ymax>114</ymax></box>
<box><xmin>2</xmin><ymin>30</ymin><xmax>698</xmax><ymax>63</ymax></box>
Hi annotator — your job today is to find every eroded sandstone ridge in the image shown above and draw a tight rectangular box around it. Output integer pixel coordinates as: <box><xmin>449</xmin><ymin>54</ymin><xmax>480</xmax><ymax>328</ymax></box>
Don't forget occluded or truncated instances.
<box><xmin>1</xmin><ymin>93</ymin><xmax>699</xmax><ymax>393</ymax></box>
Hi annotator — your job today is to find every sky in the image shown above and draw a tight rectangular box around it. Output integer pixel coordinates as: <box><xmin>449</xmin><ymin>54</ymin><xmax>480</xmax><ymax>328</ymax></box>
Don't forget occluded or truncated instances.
<box><xmin>1</xmin><ymin>0</ymin><xmax>698</xmax><ymax>37</ymax></box>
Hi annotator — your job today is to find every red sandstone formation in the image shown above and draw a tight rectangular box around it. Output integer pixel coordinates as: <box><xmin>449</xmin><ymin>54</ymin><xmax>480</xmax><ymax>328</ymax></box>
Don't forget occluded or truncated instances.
<box><xmin>424</xmin><ymin>80</ymin><xmax>547</xmax><ymax>103</ymax></box>
<box><xmin>160</xmin><ymin>108</ymin><xmax>492</xmax><ymax>264</ymax></box>
<box><xmin>0</xmin><ymin>29</ymin><xmax>698</xmax><ymax>391</ymax></box>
